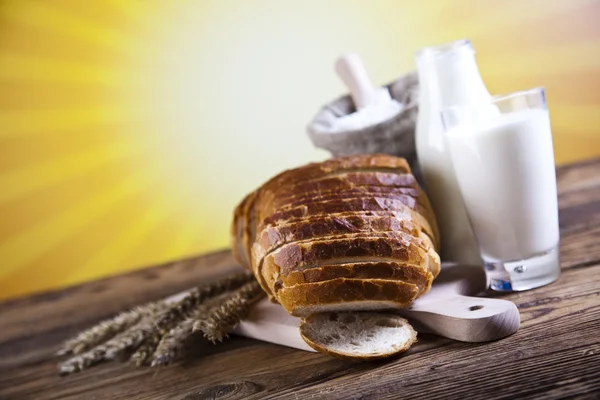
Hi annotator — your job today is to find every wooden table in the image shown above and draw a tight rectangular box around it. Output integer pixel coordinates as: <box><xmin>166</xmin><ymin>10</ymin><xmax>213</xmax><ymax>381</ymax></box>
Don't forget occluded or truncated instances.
<box><xmin>2</xmin><ymin>159</ymin><xmax>600</xmax><ymax>400</ymax></box>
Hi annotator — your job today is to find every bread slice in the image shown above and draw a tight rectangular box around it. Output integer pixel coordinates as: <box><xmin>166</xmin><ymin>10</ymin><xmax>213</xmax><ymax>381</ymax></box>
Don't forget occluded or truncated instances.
<box><xmin>257</xmin><ymin>167</ymin><xmax>420</xmax><ymax>219</ymax></box>
<box><xmin>259</xmin><ymin>232</ymin><xmax>440</xmax><ymax>298</ymax></box>
<box><xmin>257</xmin><ymin>209</ymin><xmax>438</xmax><ymax>249</ymax></box>
<box><xmin>273</xmin><ymin>193</ymin><xmax>430</xmax><ymax>220</ymax></box>
<box><xmin>233</xmin><ymin>154</ymin><xmax>421</xmax><ymax>264</ymax></box>
<box><xmin>257</xmin><ymin>173</ymin><xmax>421</xmax><ymax>225</ymax></box>
<box><xmin>300</xmin><ymin>312</ymin><xmax>417</xmax><ymax>360</ymax></box>
<box><xmin>419</xmin><ymin>232</ymin><xmax>440</xmax><ymax>278</ymax></box>
<box><xmin>282</xmin><ymin>154</ymin><xmax>411</xmax><ymax>182</ymax></box>
<box><xmin>253</xmin><ymin>213</ymin><xmax>435</xmax><ymax>264</ymax></box>
<box><xmin>310</xmin><ymin>171</ymin><xmax>418</xmax><ymax>189</ymax></box>
<box><xmin>261</xmin><ymin>197</ymin><xmax>431</xmax><ymax>229</ymax></box>
<box><xmin>272</xmin><ymin>173</ymin><xmax>420</xmax><ymax>203</ymax></box>
<box><xmin>231</xmin><ymin>190</ymin><xmax>279</xmax><ymax>297</ymax></box>
<box><xmin>259</xmin><ymin>175</ymin><xmax>439</xmax><ymax>246</ymax></box>
<box><xmin>248</xmin><ymin>197</ymin><xmax>432</xmax><ymax>299</ymax></box>
<box><xmin>280</xmin><ymin>261</ymin><xmax>433</xmax><ymax>296</ymax></box>
<box><xmin>257</xmin><ymin>154</ymin><xmax>412</xmax><ymax>196</ymax></box>
<box><xmin>275</xmin><ymin>186</ymin><xmax>422</xmax><ymax>210</ymax></box>
<box><xmin>278</xmin><ymin>278</ymin><xmax>420</xmax><ymax>316</ymax></box>
<box><xmin>261</xmin><ymin>231</ymin><xmax>430</xmax><ymax>274</ymax></box>
<box><xmin>232</xmin><ymin>155</ymin><xmax>438</xmax><ymax>263</ymax></box>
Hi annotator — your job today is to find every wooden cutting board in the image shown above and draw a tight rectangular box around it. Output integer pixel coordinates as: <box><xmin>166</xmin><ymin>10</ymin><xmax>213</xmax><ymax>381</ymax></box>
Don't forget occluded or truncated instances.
<box><xmin>233</xmin><ymin>263</ymin><xmax>520</xmax><ymax>351</ymax></box>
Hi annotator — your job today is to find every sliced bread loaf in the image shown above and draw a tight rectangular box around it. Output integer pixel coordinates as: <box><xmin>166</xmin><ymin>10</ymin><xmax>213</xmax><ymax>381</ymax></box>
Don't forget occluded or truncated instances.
<box><xmin>230</xmin><ymin>154</ymin><xmax>441</xmax><ymax>313</ymax></box>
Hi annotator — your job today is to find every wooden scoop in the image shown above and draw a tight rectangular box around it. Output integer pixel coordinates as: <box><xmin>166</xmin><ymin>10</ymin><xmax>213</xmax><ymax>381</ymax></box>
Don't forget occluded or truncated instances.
<box><xmin>233</xmin><ymin>264</ymin><xmax>520</xmax><ymax>351</ymax></box>
<box><xmin>335</xmin><ymin>53</ymin><xmax>395</xmax><ymax>110</ymax></box>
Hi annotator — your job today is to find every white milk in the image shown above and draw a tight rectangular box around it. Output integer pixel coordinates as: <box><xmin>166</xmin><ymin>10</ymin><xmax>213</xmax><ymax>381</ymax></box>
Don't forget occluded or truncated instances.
<box><xmin>415</xmin><ymin>40</ymin><xmax>489</xmax><ymax>265</ymax></box>
<box><xmin>445</xmin><ymin>108</ymin><xmax>559</xmax><ymax>262</ymax></box>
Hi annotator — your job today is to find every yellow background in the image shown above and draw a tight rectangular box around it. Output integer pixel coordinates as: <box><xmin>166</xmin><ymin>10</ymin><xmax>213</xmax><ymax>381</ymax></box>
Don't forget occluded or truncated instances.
<box><xmin>1</xmin><ymin>0</ymin><xmax>599</xmax><ymax>300</ymax></box>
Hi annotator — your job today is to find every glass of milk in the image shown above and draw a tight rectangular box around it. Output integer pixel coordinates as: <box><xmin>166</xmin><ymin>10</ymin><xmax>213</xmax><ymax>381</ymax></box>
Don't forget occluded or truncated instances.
<box><xmin>441</xmin><ymin>87</ymin><xmax>560</xmax><ymax>291</ymax></box>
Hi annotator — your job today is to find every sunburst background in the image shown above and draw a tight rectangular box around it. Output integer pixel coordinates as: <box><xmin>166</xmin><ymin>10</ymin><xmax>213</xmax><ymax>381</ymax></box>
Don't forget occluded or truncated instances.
<box><xmin>1</xmin><ymin>0</ymin><xmax>599</xmax><ymax>300</ymax></box>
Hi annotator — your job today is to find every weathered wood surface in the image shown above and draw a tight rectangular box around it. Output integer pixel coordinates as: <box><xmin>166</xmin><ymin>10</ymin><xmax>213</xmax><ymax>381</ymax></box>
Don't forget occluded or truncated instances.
<box><xmin>1</xmin><ymin>159</ymin><xmax>599</xmax><ymax>400</ymax></box>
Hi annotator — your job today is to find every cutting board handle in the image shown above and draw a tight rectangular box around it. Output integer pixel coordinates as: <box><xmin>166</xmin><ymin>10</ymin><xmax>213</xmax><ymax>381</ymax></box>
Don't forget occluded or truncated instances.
<box><xmin>400</xmin><ymin>294</ymin><xmax>520</xmax><ymax>342</ymax></box>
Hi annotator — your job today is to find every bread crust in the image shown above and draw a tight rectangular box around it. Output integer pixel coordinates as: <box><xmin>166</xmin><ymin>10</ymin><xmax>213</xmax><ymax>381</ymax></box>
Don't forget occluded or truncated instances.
<box><xmin>255</xmin><ymin>157</ymin><xmax>416</xmax><ymax>219</ymax></box>
<box><xmin>259</xmin><ymin>154</ymin><xmax>412</xmax><ymax>192</ymax></box>
<box><xmin>279</xmin><ymin>278</ymin><xmax>419</xmax><ymax>316</ymax></box>
<box><xmin>270</xmin><ymin>173</ymin><xmax>419</xmax><ymax>202</ymax></box>
<box><xmin>274</xmin><ymin>186</ymin><xmax>422</xmax><ymax>209</ymax></box>
<box><xmin>277</xmin><ymin>180</ymin><xmax>419</xmax><ymax>198</ymax></box>
<box><xmin>253</xmin><ymin>213</ymin><xmax>436</xmax><ymax>264</ymax></box>
<box><xmin>231</xmin><ymin>190</ymin><xmax>255</xmax><ymax>270</ymax></box>
<box><xmin>258</xmin><ymin>172</ymin><xmax>430</xmax><ymax>215</ymax></box>
<box><xmin>259</xmin><ymin>232</ymin><xmax>435</xmax><ymax>296</ymax></box>
<box><xmin>257</xmin><ymin>173</ymin><xmax>440</xmax><ymax>248</ymax></box>
<box><xmin>256</xmin><ymin>209</ymin><xmax>438</xmax><ymax>249</ymax></box>
<box><xmin>261</xmin><ymin>197</ymin><xmax>429</xmax><ymax>228</ymax></box>
<box><xmin>419</xmin><ymin>232</ymin><xmax>441</xmax><ymax>278</ymax></box>
<box><xmin>268</xmin><ymin>232</ymin><xmax>429</xmax><ymax>273</ymax></box>
<box><xmin>273</xmin><ymin>193</ymin><xmax>430</xmax><ymax>220</ymax></box>
<box><xmin>282</xmin><ymin>262</ymin><xmax>433</xmax><ymax>295</ymax></box>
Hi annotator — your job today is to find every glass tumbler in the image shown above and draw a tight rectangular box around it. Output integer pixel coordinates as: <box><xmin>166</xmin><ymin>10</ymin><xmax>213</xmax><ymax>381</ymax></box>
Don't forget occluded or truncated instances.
<box><xmin>441</xmin><ymin>87</ymin><xmax>560</xmax><ymax>291</ymax></box>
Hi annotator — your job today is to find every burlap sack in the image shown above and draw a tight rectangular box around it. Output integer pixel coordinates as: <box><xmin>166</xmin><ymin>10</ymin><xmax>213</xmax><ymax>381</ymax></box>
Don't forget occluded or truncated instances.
<box><xmin>306</xmin><ymin>72</ymin><xmax>422</xmax><ymax>183</ymax></box>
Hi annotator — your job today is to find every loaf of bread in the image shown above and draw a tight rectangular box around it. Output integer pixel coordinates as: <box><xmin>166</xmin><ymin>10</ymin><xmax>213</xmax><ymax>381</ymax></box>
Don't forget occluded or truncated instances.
<box><xmin>231</xmin><ymin>154</ymin><xmax>440</xmax><ymax>317</ymax></box>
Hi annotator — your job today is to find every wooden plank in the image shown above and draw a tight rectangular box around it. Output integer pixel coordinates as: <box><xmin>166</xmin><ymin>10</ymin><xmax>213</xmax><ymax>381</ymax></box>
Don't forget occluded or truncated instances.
<box><xmin>0</xmin><ymin>251</ymin><xmax>241</xmax><ymax>351</ymax></box>
<box><xmin>557</xmin><ymin>158</ymin><xmax>600</xmax><ymax>234</ymax></box>
<box><xmin>0</xmin><ymin>158</ymin><xmax>599</xmax><ymax>400</ymax></box>
<box><xmin>1</xmin><ymin>263</ymin><xmax>598</xmax><ymax>400</ymax></box>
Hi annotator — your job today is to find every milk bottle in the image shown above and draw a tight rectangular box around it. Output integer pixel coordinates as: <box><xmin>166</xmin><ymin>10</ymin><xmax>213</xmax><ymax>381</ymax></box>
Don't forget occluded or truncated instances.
<box><xmin>415</xmin><ymin>39</ymin><xmax>490</xmax><ymax>265</ymax></box>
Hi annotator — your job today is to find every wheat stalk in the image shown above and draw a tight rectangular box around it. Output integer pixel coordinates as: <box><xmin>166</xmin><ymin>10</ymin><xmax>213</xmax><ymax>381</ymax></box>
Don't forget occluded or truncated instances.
<box><xmin>57</xmin><ymin>271</ymin><xmax>255</xmax><ymax>374</ymax></box>
<box><xmin>57</xmin><ymin>302</ymin><xmax>166</xmax><ymax>356</ymax></box>
<box><xmin>150</xmin><ymin>292</ymin><xmax>231</xmax><ymax>367</ymax></box>
<box><xmin>130</xmin><ymin>335</ymin><xmax>162</xmax><ymax>367</ymax></box>
<box><xmin>194</xmin><ymin>280</ymin><xmax>263</xmax><ymax>343</ymax></box>
<box><xmin>108</xmin><ymin>271</ymin><xmax>254</xmax><ymax>355</ymax></box>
